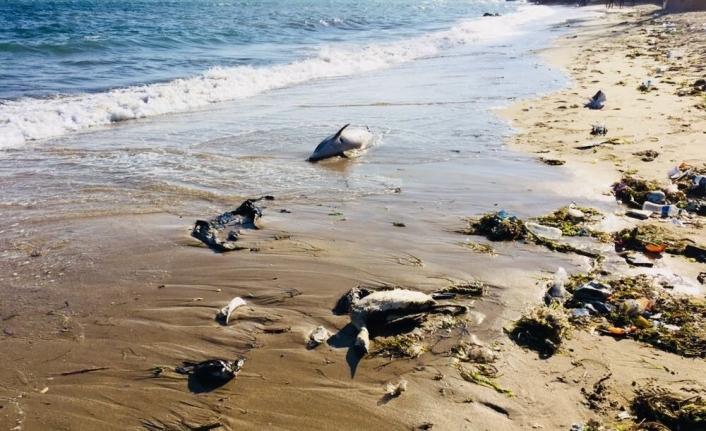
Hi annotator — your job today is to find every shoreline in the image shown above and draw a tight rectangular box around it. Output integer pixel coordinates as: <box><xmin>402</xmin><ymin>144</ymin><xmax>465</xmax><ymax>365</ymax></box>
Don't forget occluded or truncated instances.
<box><xmin>1</xmin><ymin>5</ymin><xmax>705</xmax><ymax>431</ymax></box>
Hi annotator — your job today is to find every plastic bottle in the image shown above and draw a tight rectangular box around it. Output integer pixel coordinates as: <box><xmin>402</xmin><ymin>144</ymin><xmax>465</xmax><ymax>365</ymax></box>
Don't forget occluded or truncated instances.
<box><xmin>525</xmin><ymin>222</ymin><xmax>562</xmax><ymax>240</ymax></box>
<box><xmin>694</xmin><ymin>175</ymin><xmax>706</xmax><ymax>187</ymax></box>
<box><xmin>641</xmin><ymin>201</ymin><xmax>682</xmax><ymax>217</ymax></box>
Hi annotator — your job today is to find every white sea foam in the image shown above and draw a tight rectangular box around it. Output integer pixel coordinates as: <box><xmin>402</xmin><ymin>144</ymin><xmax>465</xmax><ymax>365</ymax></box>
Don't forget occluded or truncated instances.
<box><xmin>0</xmin><ymin>5</ymin><xmax>561</xmax><ymax>148</ymax></box>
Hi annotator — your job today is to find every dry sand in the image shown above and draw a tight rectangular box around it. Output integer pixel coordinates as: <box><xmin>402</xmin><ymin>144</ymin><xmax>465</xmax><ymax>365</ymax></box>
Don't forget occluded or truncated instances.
<box><xmin>1</xmin><ymin>5</ymin><xmax>706</xmax><ymax>431</ymax></box>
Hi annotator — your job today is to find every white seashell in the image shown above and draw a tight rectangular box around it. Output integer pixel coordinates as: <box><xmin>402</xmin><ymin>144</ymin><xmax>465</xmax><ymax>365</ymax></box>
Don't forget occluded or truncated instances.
<box><xmin>217</xmin><ymin>297</ymin><xmax>246</xmax><ymax>324</ymax></box>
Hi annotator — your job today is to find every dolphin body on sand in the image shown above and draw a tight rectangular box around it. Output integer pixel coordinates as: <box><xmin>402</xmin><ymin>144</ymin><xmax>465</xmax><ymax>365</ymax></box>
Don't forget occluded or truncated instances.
<box><xmin>308</xmin><ymin>124</ymin><xmax>373</xmax><ymax>162</ymax></box>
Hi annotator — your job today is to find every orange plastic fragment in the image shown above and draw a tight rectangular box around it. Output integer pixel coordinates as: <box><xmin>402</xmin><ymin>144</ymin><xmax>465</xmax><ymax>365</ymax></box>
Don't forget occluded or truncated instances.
<box><xmin>645</xmin><ymin>244</ymin><xmax>667</xmax><ymax>253</ymax></box>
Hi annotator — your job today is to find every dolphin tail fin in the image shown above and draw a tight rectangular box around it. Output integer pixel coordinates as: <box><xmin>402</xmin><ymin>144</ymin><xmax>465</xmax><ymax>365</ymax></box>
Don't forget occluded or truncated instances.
<box><xmin>333</xmin><ymin>124</ymin><xmax>350</xmax><ymax>140</ymax></box>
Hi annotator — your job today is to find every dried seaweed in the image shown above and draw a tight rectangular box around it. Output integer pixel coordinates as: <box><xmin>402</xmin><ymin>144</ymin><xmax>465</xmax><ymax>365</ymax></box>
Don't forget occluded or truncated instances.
<box><xmin>632</xmin><ymin>386</ymin><xmax>706</xmax><ymax>431</ymax></box>
<box><xmin>507</xmin><ymin>305</ymin><xmax>571</xmax><ymax>357</ymax></box>
<box><xmin>615</xmin><ymin>224</ymin><xmax>690</xmax><ymax>255</ymax></box>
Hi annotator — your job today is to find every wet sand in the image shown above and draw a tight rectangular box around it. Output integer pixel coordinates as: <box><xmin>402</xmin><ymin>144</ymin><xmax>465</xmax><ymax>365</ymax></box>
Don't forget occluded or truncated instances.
<box><xmin>2</xmin><ymin>5</ymin><xmax>706</xmax><ymax>431</ymax></box>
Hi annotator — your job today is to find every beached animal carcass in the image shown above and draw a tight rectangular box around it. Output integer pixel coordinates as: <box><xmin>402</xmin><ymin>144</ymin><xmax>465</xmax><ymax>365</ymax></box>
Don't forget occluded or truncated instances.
<box><xmin>308</xmin><ymin>124</ymin><xmax>373</xmax><ymax>162</ymax></box>
<box><xmin>334</xmin><ymin>287</ymin><xmax>465</xmax><ymax>353</ymax></box>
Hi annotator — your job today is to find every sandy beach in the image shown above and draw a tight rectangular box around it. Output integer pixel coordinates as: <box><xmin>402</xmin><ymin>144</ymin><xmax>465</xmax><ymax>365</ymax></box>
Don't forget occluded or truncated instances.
<box><xmin>1</xmin><ymin>4</ymin><xmax>705</xmax><ymax>431</ymax></box>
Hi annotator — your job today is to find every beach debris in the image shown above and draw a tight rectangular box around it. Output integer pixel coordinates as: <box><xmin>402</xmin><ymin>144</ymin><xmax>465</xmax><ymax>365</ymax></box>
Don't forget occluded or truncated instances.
<box><xmin>683</xmin><ymin>244</ymin><xmax>706</xmax><ymax>263</ymax></box>
<box><xmin>436</xmin><ymin>279</ymin><xmax>487</xmax><ymax>297</ymax></box>
<box><xmin>560</xmin><ymin>273</ymin><xmax>706</xmax><ymax>357</ymax></box>
<box><xmin>545</xmin><ymin>267</ymin><xmax>569</xmax><ymax>305</ymax></box>
<box><xmin>216</xmin><ymin>297</ymin><xmax>246</xmax><ymax>325</ymax></box>
<box><xmin>526</xmin><ymin>222</ymin><xmax>562</xmax><ymax>240</ymax></box>
<box><xmin>385</xmin><ymin>379</ymin><xmax>408</xmax><ymax>397</ymax></box>
<box><xmin>191</xmin><ymin>197</ymin><xmax>271</xmax><ymax>252</ymax></box>
<box><xmin>615</xmin><ymin>224</ymin><xmax>691</xmax><ymax>256</ymax></box>
<box><xmin>633</xmin><ymin>149</ymin><xmax>659</xmax><ymax>162</ymax></box>
<box><xmin>539</xmin><ymin>157</ymin><xmax>565</xmax><ymax>166</ymax></box>
<box><xmin>613</xmin><ymin>174</ymin><xmax>684</xmax><ymax>206</ymax></box>
<box><xmin>535</xmin><ymin>205</ymin><xmax>604</xmax><ymax>237</ymax></box>
<box><xmin>458</xmin><ymin>364</ymin><xmax>514</xmax><ymax>396</ymax></box>
<box><xmin>176</xmin><ymin>358</ymin><xmax>244</xmax><ymax>386</ymax></box>
<box><xmin>590</xmin><ymin>124</ymin><xmax>608</xmax><ymax>136</ymax></box>
<box><xmin>461</xmin><ymin>208</ymin><xmax>608</xmax><ymax>260</ymax></box>
<box><xmin>334</xmin><ymin>287</ymin><xmax>466</xmax><ymax>354</ymax></box>
<box><xmin>626</xmin><ymin>209</ymin><xmax>652</xmax><ymax>220</ymax></box>
<box><xmin>507</xmin><ymin>305</ymin><xmax>570</xmax><ymax>356</ymax></box>
<box><xmin>452</xmin><ymin>342</ymin><xmax>499</xmax><ymax>364</ymax></box>
<box><xmin>584</xmin><ymin>90</ymin><xmax>606</xmax><ymax>109</ymax></box>
<box><xmin>461</xmin><ymin>210</ymin><xmax>526</xmax><ymax>241</ymax></box>
<box><xmin>631</xmin><ymin>385</ymin><xmax>706</xmax><ymax>431</ymax></box>
<box><xmin>307</xmin><ymin>326</ymin><xmax>330</xmax><ymax>349</ymax></box>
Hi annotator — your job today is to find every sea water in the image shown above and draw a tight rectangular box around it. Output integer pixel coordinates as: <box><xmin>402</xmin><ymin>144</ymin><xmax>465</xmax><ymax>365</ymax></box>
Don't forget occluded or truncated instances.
<box><xmin>0</xmin><ymin>0</ymin><xmax>597</xmax><ymax>227</ymax></box>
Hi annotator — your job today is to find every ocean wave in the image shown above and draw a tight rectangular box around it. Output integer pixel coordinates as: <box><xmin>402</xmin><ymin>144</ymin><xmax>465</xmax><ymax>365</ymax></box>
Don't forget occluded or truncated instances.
<box><xmin>0</xmin><ymin>4</ymin><xmax>559</xmax><ymax>148</ymax></box>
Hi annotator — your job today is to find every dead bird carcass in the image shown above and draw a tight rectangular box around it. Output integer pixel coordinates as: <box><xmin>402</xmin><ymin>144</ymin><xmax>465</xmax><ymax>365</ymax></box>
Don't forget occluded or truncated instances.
<box><xmin>333</xmin><ymin>287</ymin><xmax>467</xmax><ymax>353</ymax></box>
<box><xmin>191</xmin><ymin>196</ymin><xmax>272</xmax><ymax>252</ymax></box>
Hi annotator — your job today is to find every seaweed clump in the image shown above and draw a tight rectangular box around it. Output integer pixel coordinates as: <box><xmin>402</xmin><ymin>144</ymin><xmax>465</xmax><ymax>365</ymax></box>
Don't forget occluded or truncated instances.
<box><xmin>615</xmin><ymin>224</ymin><xmax>690</xmax><ymax>255</ymax></box>
<box><xmin>461</xmin><ymin>211</ymin><xmax>526</xmax><ymax>241</ymax></box>
<box><xmin>612</xmin><ymin>174</ymin><xmax>666</xmax><ymax>205</ymax></box>
<box><xmin>507</xmin><ymin>305</ymin><xmax>571</xmax><ymax>357</ymax></box>
<box><xmin>631</xmin><ymin>386</ymin><xmax>706</xmax><ymax>431</ymax></box>
<box><xmin>535</xmin><ymin>205</ymin><xmax>607</xmax><ymax>239</ymax></box>
<box><xmin>563</xmin><ymin>273</ymin><xmax>706</xmax><ymax>358</ymax></box>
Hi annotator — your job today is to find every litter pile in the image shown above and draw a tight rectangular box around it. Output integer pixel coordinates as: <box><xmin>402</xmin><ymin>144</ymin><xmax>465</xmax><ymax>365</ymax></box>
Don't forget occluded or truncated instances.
<box><xmin>460</xmin><ymin>207</ymin><xmax>606</xmax><ymax>259</ymax></box>
<box><xmin>542</xmin><ymin>272</ymin><xmax>706</xmax><ymax>358</ymax></box>
<box><xmin>613</xmin><ymin>165</ymin><xmax>706</xmax><ymax>217</ymax></box>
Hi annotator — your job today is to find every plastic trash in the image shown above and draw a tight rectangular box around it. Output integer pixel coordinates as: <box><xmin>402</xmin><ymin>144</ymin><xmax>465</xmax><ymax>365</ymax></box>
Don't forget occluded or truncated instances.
<box><xmin>574</xmin><ymin>280</ymin><xmax>612</xmax><ymax>302</ymax></box>
<box><xmin>641</xmin><ymin>201</ymin><xmax>683</xmax><ymax>217</ymax></box>
<box><xmin>567</xmin><ymin>208</ymin><xmax>585</xmax><ymax>219</ymax></box>
<box><xmin>634</xmin><ymin>315</ymin><xmax>652</xmax><ymax>329</ymax></box>
<box><xmin>525</xmin><ymin>222</ymin><xmax>562</xmax><ymax>240</ymax></box>
<box><xmin>620</xmin><ymin>298</ymin><xmax>653</xmax><ymax>317</ymax></box>
<box><xmin>572</xmin><ymin>308</ymin><xmax>591</xmax><ymax>317</ymax></box>
<box><xmin>645</xmin><ymin>190</ymin><xmax>666</xmax><ymax>204</ymax></box>
<box><xmin>667</xmin><ymin>163</ymin><xmax>689</xmax><ymax>180</ymax></box>
<box><xmin>546</xmin><ymin>267</ymin><xmax>569</xmax><ymax>304</ymax></box>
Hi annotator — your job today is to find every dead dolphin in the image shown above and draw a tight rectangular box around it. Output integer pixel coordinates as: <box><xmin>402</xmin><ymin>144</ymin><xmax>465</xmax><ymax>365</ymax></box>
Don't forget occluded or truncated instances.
<box><xmin>308</xmin><ymin>124</ymin><xmax>373</xmax><ymax>162</ymax></box>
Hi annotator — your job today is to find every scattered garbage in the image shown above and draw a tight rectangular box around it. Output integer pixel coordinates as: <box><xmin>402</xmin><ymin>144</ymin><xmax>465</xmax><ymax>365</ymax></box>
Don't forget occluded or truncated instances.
<box><xmin>176</xmin><ymin>358</ymin><xmax>245</xmax><ymax>386</ymax></box>
<box><xmin>615</xmin><ymin>224</ymin><xmax>692</xmax><ymax>256</ymax></box>
<box><xmin>556</xmin><ymin>273</ymin><xmax>706</xmax><ymax>358</ymax></box>
<box><xmin>626</xmin><ymin>209</ymin><xmax>652</xmax><ymax>220</ymax></box>
<box><xmin>192</xmin><ymin>197</ymin><xmax>272</xmax><ymax>252</ymax></box>
<box><xmin>461</xmin><ymin>210</ymin><xmax>526</xmax><ymax>241</ymax></box>
<box><xmin>590</xmin><ymin>124</ymin><xmax>608</xmax><ymax>136</ymax></box>
<box><xmin>526</xmin><ymin>222</ymin><xmax>563</xmax><ymax>240</ymax></box>
<box><xmin>545</xmin><ymin>267</ymin><xmax>569</xmax><ymax>305</ymax></box>
<box><xmin>534</xmin><ymin>205</ymin><xmax>604</xmax><ymax>238</ymax></box>
<box><xmin>584</xmin><ymin>90</ymin><xmax>606</xmax><ymax>109</ymax></box>
<box><xmin>641</xmin><ymin>201</ymin><xmax>683</xmax><ymax>217</ymax></box>
<box><xmin>217</xmin><ymin>297</ymin><xmax>246</xmax><ymax>325</ymax></box>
